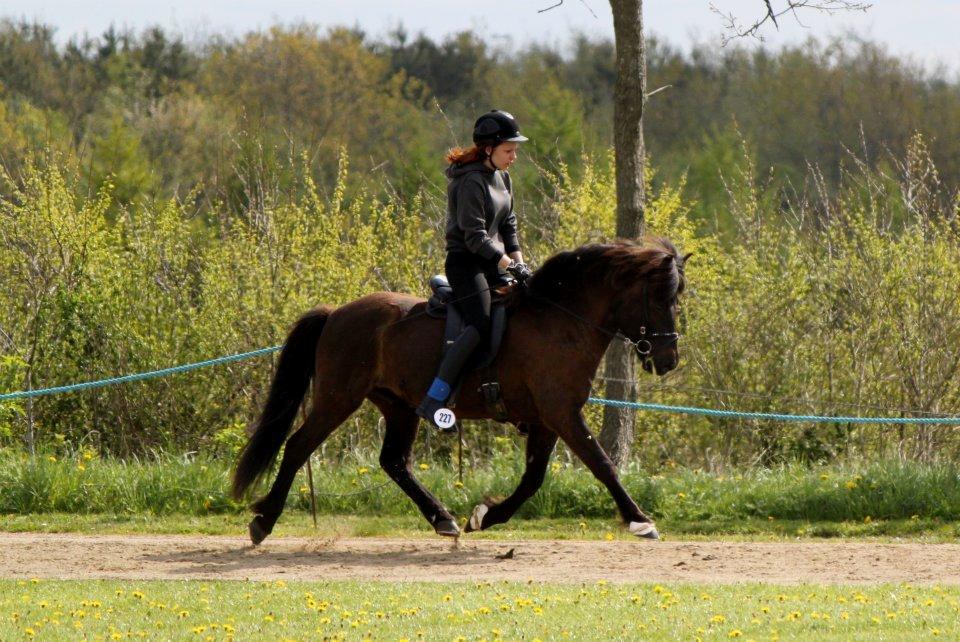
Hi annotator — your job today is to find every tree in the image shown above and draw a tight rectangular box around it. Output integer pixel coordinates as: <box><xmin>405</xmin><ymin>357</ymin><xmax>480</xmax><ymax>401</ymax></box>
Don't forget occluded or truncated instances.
<box><xmin>542</xmin><ymin>0</ymin><xmax>871</xmax><ymax>465</ymax></box>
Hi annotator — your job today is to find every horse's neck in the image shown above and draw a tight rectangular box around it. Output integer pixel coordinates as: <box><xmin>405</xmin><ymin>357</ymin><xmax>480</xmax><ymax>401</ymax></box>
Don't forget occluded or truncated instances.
<box><xmin>537</xmin><ymin>284</ymin><xmax>618</xmax><ymax>364</ymax></box>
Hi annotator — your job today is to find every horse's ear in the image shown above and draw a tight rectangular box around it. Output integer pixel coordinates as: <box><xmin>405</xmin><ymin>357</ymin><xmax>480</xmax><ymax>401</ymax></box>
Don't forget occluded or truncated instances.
<box><xmin>681</xmin><ymin>252</ymin><xmax>694</xmax><ymax>265</ymax></box>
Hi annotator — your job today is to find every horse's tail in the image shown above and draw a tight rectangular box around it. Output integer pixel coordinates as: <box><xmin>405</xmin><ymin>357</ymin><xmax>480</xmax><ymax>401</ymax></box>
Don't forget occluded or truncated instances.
<box><xmin>231</xmin><ymin>307</ymin><xmax>330</xmax><ymax>500</ymax></box>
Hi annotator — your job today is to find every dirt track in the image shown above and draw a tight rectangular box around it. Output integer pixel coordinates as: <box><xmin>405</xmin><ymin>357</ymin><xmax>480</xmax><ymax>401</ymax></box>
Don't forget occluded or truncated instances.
<box><xmin>3</xmin><ymin>533</ymin><xmax>960</xmax><ymax>584</ymax></box>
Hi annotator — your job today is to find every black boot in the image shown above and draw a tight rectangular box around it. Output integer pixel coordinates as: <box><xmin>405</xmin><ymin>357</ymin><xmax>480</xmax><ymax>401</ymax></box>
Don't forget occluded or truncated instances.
<box><xmin>417</xmin><ymin>326</ymin><xmax>482</xmax><ymax>432</ymax></box>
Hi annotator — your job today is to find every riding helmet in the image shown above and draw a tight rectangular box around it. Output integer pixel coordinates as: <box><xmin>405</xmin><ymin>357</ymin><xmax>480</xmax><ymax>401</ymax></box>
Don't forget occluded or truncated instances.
<box><xmin>472</xmin><ymin>109</ymin><xmax>529</xmax><ymax>146</ymax></box>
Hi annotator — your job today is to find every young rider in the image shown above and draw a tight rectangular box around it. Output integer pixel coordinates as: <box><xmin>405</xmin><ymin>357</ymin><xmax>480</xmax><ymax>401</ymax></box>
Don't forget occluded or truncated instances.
<box><xmin>416</xmin><ymin>109</ymin><xmax>533</xmax><ymax>431</ymax></box>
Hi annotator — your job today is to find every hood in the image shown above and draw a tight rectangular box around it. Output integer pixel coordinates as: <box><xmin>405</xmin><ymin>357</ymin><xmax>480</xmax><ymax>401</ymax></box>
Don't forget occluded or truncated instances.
<box><xmin>445</xmin><ymin>161</ymin><xmax>494</xmax><ymax>179</ymax></box>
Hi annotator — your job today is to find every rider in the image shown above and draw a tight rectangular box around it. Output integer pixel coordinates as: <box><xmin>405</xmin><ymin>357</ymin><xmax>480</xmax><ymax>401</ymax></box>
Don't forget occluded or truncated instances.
<box><xmin>416</xmin><ymin>109</ymin><xmax>534</xmax><ymax>431</ymax></box>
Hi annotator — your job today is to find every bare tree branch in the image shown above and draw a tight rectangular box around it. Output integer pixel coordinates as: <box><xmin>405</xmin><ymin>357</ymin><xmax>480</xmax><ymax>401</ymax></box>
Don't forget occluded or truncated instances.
<box><xmin>578</xmin><ymin>0</ymin><xmax>599</xmax><ymax>19</ymax></box>
<box><xmin>710</xmin><ymin>1</ymin><xmax>872</xmax><ymax>44</ymax></box>
<box><xmin>539</xmin><ymin>0</ymin><xmax>598</xmax><ymax>18</ymax></box>
<box><xmin>538</xmin><ymin>0</ymin><xmax>564</xmax><ymax>13</ymax></box>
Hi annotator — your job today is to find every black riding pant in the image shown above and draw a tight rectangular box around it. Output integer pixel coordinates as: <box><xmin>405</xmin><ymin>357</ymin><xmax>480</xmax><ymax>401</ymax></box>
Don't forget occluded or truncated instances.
<box><xmin>444</xmin><ymin>251</ymin><xmax>504</xmax><ymax>342</ymax></box>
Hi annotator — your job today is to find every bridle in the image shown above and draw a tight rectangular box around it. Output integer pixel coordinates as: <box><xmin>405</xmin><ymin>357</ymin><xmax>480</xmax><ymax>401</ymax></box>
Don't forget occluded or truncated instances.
<box><xmin>532</xmin><ymin>280</ymin><xmax>680</xmax><ymax>358</ymax></box>
<box><xmin>626</xmin><ymin>283</ymin><xmax>680</xmax><ymax>357</ymax></box>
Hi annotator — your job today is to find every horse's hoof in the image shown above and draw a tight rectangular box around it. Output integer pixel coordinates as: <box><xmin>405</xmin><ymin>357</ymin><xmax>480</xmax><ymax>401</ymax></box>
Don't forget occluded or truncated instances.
<box><xmin>628</xmin><ymin>521</ymin><xmax>660</xmax><ymax>540</ymax></box>
<box><xmin>465</xmin><ymin>503</ymin><xmax>489</xmax><ymax>532</ymax></box>
<box><xmin>249</xmin><ymin>517</ymin><xmax>270</xmax><ymax>546</ymax></box>
<box><xmin>434</xmin><ymin>518</ymin><xmax>461</xmax><ymax>537</ymax></box>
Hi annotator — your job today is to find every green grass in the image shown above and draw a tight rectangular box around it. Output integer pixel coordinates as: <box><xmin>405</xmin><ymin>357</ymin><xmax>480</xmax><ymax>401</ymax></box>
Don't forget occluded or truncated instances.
<box><xmin>4</xmin><ymin>449</ymin><xmax>960</xmax><ymax>539</ymax></box>
<box><xmin>3</xmin><ymin>578</ymin><xmax>958</xmax><ymax>641</ymax></box>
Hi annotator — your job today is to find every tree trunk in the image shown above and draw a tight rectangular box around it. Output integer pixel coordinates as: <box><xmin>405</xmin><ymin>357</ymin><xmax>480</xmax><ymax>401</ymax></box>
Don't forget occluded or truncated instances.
<box><xmin>600</xmin><ymin>0</ymin><xmax>646</xmax><ymax>466</ymax></box>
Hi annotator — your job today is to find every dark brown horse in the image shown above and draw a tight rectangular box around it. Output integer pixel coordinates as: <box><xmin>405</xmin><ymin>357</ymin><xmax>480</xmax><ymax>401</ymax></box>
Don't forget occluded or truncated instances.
<box><xmin>232</xmin><ymin>238</ymin><xmax>687</xmax><ymax>544</ymax></box>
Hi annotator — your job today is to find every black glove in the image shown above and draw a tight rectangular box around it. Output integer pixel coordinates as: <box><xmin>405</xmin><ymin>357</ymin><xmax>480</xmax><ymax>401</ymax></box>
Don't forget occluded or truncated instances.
<box><xmin>507</xmin><ymin>261</ymin><xmax>533</xmax><ymax>285</ymax></box>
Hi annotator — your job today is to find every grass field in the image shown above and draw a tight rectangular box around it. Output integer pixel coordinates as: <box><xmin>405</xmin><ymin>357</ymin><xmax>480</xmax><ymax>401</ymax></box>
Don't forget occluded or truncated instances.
<box><xmin>3</xmin><ymin>578</ymin><xmax>957</xmax><ymax>641</ymax></box>
<box><xmin>4</xmin><ymin>450</ymin><xmax>960</xmax><ymax>540</ymax></box>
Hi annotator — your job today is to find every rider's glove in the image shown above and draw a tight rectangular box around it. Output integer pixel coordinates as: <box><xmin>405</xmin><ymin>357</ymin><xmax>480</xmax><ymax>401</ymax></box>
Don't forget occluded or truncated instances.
<box><xmin>506</xmin><ymin>261</ymin><xmax>533</xmax><ymax>285</ymax></box>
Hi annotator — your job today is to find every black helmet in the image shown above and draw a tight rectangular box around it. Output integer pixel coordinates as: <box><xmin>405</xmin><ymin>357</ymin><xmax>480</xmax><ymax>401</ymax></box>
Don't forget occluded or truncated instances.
<box><xmin>472</xmin><ymin>109</ymin><xmax>529</xmax><ymax>146</ymax></box>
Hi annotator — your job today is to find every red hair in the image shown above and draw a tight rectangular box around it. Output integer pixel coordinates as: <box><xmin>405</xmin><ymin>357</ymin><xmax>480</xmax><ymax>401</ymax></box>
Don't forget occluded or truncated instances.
<box><xmin>445</xmin><ymin>145</ymin><xmax>486</xmax><ymax>165</ymax></box>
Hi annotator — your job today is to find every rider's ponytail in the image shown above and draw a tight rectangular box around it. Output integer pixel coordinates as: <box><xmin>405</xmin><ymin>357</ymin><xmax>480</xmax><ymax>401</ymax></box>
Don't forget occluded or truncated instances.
<box><xmin>445</xmin><ymin>145</ymin><xmax>486</xmax><ymax>165</ymax></box>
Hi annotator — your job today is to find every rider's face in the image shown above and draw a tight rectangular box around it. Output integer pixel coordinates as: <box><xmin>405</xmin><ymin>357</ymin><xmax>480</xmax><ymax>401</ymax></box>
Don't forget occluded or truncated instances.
<box><xmin>486</xmin><ymin>142</ymin><xmax>519</xmax><ymax>171</ymax></box>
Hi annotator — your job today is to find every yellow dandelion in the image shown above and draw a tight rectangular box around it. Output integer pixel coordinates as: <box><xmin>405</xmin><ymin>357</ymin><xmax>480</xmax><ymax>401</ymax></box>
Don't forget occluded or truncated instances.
<box><xmin>357</xmin><ymin>467</ymin><xmax>370</xmax><ymax>475</ymax></box>
<box><xmin>728</xmin><ymin>631</ymin><xmax>743</xmax><ymax>638</ymax></box>
<box><xmin>419</xmin><ymin>463</ymin><xmax>429</xmax><ymax>471</ymax></box>
<box><xmin>76</xmin><ymin>464</ymin><xmax>86</xmax><ymax>472</ymax></box>
<box><xmin>604</xmin><ymin>532</ymin><xmax>614</xmax><ymax>541</ymax></box>
<box><xmin>845</xmin><ymin>480</ymin><xmax>857</xmax><ymax>490</ymax></box>
<box><xmin>710</xmin><ymin>615</ymin><xmax>726</xmax><ymax>624</ymax></box>
<box><xmin>453</xmin><ymin>481</ymin><xmax>464</xmax><ymax>489</ymax></box>
<box><xmin>47</xmin><ymin>455</ymin><xmax>57</xmax><ymax>463</ymax></box>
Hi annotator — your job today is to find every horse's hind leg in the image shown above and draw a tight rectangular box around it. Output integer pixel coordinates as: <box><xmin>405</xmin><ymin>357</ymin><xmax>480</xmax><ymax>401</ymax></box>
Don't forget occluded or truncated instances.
<box><xmin>465</xmin><ymin>424</ymin><xmax>558</xmax><ymax>532</ymax></box>
<box><xmin>370</xmin><ymin>391</ymin><xmax>460</xmax><ymax>537</ymax></box>
<box><xmin>248</xmin><ymin>397</ymin><xmax>360</xmax><ymax>545</ymax></box>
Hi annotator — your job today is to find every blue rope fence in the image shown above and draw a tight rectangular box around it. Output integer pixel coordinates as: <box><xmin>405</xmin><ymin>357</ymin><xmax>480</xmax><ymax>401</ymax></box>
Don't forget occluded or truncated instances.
<box><xmin>3</xmin><ymin>345</ymin><xmax>960</xmax><ymax>424</ymax></box>
<box><xmin>0</xmin><ymin>346</ymin><xmax>282</xmax><ymax>402</ymax></box>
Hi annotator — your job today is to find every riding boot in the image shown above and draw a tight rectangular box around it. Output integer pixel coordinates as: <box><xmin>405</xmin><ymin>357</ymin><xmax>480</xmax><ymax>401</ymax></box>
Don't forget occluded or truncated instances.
<box><xmin>416</xmin><ymin>326</ymin><xmax>482</xmax><ymax>432</ymax></box>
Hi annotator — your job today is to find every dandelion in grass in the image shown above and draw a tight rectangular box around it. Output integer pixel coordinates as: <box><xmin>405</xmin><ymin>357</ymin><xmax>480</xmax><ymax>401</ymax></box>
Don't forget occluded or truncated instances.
<box><xmin>419</xmin><ymin>463</ymin><xmax>429</xmax><ymax>471</ymax></box>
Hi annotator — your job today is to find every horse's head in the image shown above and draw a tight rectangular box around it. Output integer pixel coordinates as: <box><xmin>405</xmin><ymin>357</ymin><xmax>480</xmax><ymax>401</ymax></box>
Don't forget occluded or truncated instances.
<box><xmin>610</xmin><ymin>239</ymin><xmax>688</xmax><ymax>376</ymax></box>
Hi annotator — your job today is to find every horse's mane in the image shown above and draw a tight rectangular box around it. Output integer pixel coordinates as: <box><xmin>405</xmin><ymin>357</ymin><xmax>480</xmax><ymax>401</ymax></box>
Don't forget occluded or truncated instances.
<box><xmin>511</xmin><ymin>237</ymin><xmax>683</xmax><ymax>307</ymax></box>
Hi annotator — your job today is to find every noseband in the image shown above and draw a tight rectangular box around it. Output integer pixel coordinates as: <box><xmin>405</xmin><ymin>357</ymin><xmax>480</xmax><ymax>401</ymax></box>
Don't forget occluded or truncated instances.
<box><xmin>623</xmin><ymin>283</ymin><xmax>680</xmax><ymax>357</ymax></box>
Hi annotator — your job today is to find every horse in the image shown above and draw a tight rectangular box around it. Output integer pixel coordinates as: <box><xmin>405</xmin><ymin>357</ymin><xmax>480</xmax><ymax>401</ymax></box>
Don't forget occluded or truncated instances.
<box><xmin>231</xmin><ymin>237</ymin><xmax>687</xmax><ymax>544</ymax></box>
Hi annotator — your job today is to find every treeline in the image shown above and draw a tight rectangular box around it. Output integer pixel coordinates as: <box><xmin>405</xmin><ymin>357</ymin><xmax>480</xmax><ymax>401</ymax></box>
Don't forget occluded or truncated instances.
<box><xmin>1</xmin><ymin>19</ymin><xmax>959</xmax><ymax>229</ymax></box>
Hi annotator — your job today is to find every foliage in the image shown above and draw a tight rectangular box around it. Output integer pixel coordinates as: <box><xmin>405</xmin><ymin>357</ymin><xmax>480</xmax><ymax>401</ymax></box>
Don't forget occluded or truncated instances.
<box><xmin>2</xmin><ymin>20</ymin><xmax>960</xmax><ymax>225</ymax></box>
<box><xmin>2</xmin><ymin>134</ymin><xmax>960</xmax><ymax>467</ymax></box>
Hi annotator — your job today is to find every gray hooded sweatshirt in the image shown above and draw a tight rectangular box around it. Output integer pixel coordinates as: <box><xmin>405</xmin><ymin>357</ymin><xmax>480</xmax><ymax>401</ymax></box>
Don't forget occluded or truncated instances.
<box><xmin>444</xmin><ymin>161</ymin><xmax>520</xmax><ymax>265</ymax></box>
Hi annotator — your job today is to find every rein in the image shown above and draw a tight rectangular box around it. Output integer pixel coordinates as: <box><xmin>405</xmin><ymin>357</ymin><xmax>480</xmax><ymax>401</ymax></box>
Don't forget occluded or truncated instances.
<box><xmin>530</xmin><ymin>283</ymin><xmax>679</xmax><ymax>357</ymax></box>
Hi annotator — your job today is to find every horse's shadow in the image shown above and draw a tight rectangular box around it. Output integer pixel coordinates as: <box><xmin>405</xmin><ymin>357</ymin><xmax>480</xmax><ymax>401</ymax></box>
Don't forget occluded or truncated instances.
<box><xmin>142</xmin><ymin>540</ymin><xmax>494</xmax><ymax>576</ymax></box>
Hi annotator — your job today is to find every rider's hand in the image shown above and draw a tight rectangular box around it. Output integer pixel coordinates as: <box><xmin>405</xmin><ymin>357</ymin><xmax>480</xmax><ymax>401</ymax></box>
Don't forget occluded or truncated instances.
<box><xmin>507</xmin><ymin>261</ymin><xmax>533</xmax><ymax>285</ymax></box>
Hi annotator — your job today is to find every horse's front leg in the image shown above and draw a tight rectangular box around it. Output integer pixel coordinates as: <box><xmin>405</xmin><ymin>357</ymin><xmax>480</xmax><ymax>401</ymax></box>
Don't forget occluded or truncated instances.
<box><xmin>544</xmin><ymin>406</ymin><xmax>659</xmax><ymax>540</ymax></box>
<box><xmin>465</xmin><ymin>423</ymin><xmax>558</xmax><ymax>532</ymax></box>
<box><xmin>371</xmin><ymin>392</ymin><xmax>460</xmax><ymax>537</ymax></box>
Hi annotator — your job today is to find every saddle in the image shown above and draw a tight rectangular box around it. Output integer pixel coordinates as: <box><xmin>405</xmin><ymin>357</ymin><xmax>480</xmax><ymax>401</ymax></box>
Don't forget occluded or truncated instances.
<box><xmin>425</xmin><ymin>274</ymin><xmax>510</xmax><ymax>421</ymax></box>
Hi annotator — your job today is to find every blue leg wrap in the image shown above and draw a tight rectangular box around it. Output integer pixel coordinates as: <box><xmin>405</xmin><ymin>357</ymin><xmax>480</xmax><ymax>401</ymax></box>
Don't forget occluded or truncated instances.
<box><xmin>427</xmin><ymin>378</ymin><xmax>451</xmax><ymax>402</ymax></box>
